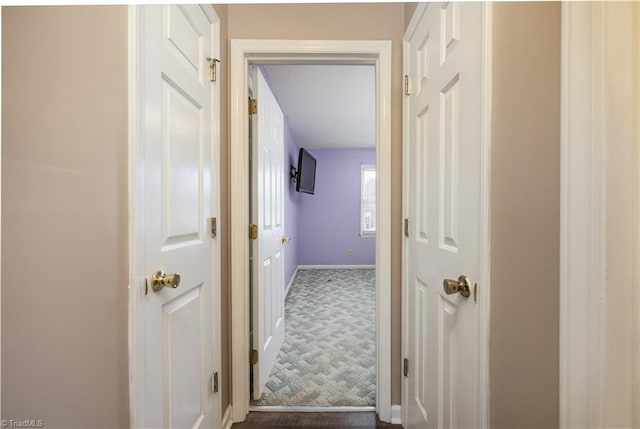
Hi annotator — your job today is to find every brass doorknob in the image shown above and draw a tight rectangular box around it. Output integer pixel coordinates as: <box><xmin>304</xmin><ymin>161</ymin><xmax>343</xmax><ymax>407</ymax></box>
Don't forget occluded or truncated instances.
<box><xmin>151</xmin><ymin>270</ymin><xmax>181</xmax><ymax>292</ymax></box>
<box><xmin>443</xmin><ymin>275</ymin><xmax>471</xmax><ymax>298</ymax></box>
<box><xmin>281</xmin><ymin>235</ymin><xmax>291</xmax><ymax>244</ymax></box>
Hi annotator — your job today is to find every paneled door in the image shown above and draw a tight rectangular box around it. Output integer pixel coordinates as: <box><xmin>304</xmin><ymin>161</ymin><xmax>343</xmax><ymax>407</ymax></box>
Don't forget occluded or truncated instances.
<box><xmin>140</xmin><ymin>5</ymin><xmax>220</xmax><ymax>428</ymax></box>
<box><xmin>251</xmin><ymin>67</ymin><xmax>286</xmax><ymax>400</ymax></box>
<box><xmin>404</xmin><ymin>3</ymin><xmax>483</xmax><ymax>428</ymax></box>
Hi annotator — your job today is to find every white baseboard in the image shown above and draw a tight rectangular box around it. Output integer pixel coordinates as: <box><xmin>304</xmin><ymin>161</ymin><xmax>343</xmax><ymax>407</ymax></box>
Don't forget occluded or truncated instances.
<box><xmin>286</xmin><ymin>263</ymin><xmax>375</xmax><ymax>297</ymax></box>
<box><xmin>297</xmin><ymin>264</ymin><xmax>375</xmax><ymax>269</ymax></box>
<box><xmin>391</xmin><ymin>405</ymin><xmax>402</xmax><ymax>425</ymax></box>
<box><xmin>222</xmin><ymin>404</ymin><xmax>233</xmax><ymax>429</ymax></box>
<box><xmin>285</xmin><ymin>266</ymin><xmax>298</xmax><ymax>298</ymax></box>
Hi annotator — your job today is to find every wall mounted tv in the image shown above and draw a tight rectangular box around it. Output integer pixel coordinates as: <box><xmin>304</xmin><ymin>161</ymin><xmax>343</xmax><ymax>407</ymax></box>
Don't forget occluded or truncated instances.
<box><xmin>295</xmin><ymin>148</ymin><xmax>317</xmax><ymax>194</ymax></box>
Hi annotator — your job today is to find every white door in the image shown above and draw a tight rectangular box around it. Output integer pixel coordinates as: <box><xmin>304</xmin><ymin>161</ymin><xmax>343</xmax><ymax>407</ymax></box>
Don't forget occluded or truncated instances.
<box><xmin>140</xmin><ymin>5</ymin><xmax>219</xmax><ymax>428</ymax></box>
<box><xmin>404</xmin><ymin>3</ymin><xmax>483</xmax><ymax>428</ymax></box>
<box><xmin>251</xmin><ymin>67</ymin><xmax>286</xmax><ymax>400</ymax></box>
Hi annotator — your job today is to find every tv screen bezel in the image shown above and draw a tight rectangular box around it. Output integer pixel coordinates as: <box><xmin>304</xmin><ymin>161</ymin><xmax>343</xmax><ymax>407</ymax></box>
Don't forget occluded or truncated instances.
<box><xmin>296</xmin><ymin>148</ymin><xmax>317</xmax><ymax>194</ymax></box>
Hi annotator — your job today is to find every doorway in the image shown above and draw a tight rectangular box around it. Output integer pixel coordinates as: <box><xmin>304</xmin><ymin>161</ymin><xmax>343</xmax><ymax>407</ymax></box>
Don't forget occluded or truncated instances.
<box><xmin>229</xmin><ymin>40</ymin><xmax>392</xmax><ymax>423</ymax></box>
<box><xmin>248</xmin><ymin>64</ymin><xmax>378</xmax><ymax>409</ymax></box>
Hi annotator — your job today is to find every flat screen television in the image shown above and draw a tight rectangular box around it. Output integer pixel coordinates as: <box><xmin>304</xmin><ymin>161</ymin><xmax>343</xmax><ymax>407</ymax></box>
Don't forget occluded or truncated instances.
<box><xmin>295</xmin><ymin>148</ymin><xmax>317</xmax><ymax>194</ymax></box>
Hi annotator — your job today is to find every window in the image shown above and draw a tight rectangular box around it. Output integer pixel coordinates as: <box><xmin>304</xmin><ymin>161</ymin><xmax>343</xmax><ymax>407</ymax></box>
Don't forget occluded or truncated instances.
<box><xmin>360</xmin><ymin>165</ymin><xmax>376</xmax><ymax>236</ymax></box>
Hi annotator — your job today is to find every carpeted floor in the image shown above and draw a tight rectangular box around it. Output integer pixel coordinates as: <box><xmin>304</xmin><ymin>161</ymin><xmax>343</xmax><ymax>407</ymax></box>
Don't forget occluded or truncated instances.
<box><xmin>252</xmin><ymin>268</ymin><xmax>376</xmax><ymax>407</ymax></box>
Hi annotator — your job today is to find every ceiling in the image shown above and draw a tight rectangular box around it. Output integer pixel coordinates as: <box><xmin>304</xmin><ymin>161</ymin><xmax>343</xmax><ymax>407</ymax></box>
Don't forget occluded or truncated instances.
<box><xmin>261</xmin><ymin>65</ymin><xmax>375</xmax><ymax>149</ymax></box>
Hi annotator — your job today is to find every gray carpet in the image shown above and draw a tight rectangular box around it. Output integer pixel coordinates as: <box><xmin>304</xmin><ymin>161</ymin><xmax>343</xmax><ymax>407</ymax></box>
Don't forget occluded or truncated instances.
<box><xmin>253</xmin><ymin>268</ymin><xmax>376</xmax><ymax>406</ymax></box>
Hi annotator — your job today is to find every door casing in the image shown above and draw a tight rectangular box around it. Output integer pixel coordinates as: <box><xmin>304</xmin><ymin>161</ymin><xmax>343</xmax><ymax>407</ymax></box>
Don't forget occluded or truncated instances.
<box><xmin>127</xmin><ymin>5</ymin><xmax>223</xmax><ymax>427</ymax></box>
<box><xmin>560</xmin><ymin>2</ymin><xmax>640</xmax><ymax>427</ymax></box>
<box><xmin>229</xmin><ymin>39</ymin><xmax>392</xmax><ymax>423</ymax></box>
<box><xmin>401</xmin><ymin>3</ymin><xmax>492</xmax><ymax>427</ymax></box>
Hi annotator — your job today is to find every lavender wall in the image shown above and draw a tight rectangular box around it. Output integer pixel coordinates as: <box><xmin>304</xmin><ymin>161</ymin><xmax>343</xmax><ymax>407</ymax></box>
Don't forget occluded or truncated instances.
<box><xmin>284</xmin><ymin>121</ymin><xmax>300</xmax><ymax>286</ymax></box>
<box><xmin>263</xmin><ymin>68</ymin><xmax>375</xmax><ymax>282</ymax></box>
<box><xmin>297</xmin><ymin>149</ymin><xmax>376</xmax><ymax>265</ymax></box>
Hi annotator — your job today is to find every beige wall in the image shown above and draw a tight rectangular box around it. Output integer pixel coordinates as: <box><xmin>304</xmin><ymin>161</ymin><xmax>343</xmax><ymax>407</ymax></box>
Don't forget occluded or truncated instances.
<box><xmin>404</xmin><ymin>2</ymin><xmax>418</xmax><ymax>29</ymax></box>
<box><xmin>490</xmin><ymin>3</ymin><xmax>560</xmax><ymax>428</ymax></box>
<box><xmin>1</xmin><ymin>6</ymin><xmax>129</xmax><ymax>428</ymax></box>
<box><xmin>1</xmin><ymin>3</ymin><xmax>561</xmax><ymax>426</ymax></box>
<box><xmin>226</xmin><ymin>2</ymin><xmax>405</xmax><ymax>405</ymax></box>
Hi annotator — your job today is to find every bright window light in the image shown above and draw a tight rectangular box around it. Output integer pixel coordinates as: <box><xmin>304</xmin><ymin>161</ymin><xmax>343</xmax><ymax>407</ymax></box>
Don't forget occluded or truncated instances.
<box><xmin>360</xmin><ymin>165</ymin><xmax>376</xmax><ymax>236</ymax></box>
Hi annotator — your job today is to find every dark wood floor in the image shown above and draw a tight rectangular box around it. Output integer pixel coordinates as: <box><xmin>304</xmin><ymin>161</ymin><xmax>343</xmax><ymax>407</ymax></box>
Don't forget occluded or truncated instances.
<box><xmin>231</xmin><ymin>412</ymin><xmax>403</xmax><ymax>429</ymax></box>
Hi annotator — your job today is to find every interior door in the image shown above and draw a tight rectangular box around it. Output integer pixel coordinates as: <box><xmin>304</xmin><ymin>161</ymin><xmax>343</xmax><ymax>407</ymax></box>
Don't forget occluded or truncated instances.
<box><xmin>404</xmin><ymin>3</ymin><xmax>483</xmax><ymax>428</ymax></box>
<box><xmin>251</xmin><ymin>68</ymin><xmax>286</xmax><ymax>400</ymax></box>
<box><xmin>141</xmin><ymin>5</ymin><xmax>218</xmax><ymax>428</ymax></box>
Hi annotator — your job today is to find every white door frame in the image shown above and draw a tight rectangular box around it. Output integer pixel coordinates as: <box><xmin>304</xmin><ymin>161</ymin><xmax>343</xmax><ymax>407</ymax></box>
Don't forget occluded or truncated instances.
<box><xmin>127</xmin><ymin>5</ymin><xmax>223</xmax><ymax>427</ymax></box>
<box><xmin>560</xmin><ymin>2</ymin><xmax>640</xmax><ymax>427</ymax></box>
<box><xmin>401</xmin><ymin>3</ymin><xmax>492</xmax><ymax>427</ymax></box>
<box><xmin>229</xmin><ymin>39</ymin><xmax>392</xmax><ymax>423</ymax></box>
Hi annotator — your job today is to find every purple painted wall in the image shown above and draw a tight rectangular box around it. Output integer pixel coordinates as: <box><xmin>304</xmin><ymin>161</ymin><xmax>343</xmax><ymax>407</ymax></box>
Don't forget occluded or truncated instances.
<box><xmin>297</xmin><ymin>149</ymin><xmax>376</xmax><ymax>265</ymax></box>
<box><xmin>263</xmin><ymin>68</ymin><xmax>375</xmax><ymax>283</ymax></box>
<box><xmin>284</xmin><ymin>120</ymin><xmax>300</xmax><ymax>286</ymax></box>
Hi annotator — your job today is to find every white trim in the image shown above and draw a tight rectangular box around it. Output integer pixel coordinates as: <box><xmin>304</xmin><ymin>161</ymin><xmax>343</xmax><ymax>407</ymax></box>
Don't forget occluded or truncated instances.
<box><xmin>230</xmin><ymin>39</ymin><xmax>392</xmax><ymax>423</ymax></box>
<box><xmin>250</xmin><ymin>406</ymin><xmax>376</xmax><ymax>413</ymax></box>
<box><xmin>374</xmin><ymin>41</ymin><xmax>392</xmax><ymax>424</ymax></box>
<box><xmin>297</xmin><ymin>265</ymin><xmax>375</xmax><ymax>270</ymax></box>
<box><xmin>401</xmin><ymin>3</ymin><xmax>491</xmax><ymax>427</ymax></box>
<box><xmin>128</xmin><ymin>5</ymin><xmax>222</xmax><ymax>428</ymax></box>
<box><xmin>401</xmin><ymin>28</ymin><xmax>412</xmax><ymax>429</ymax></box>
<box><xmin>402</xmin><ymin>7</ymin><xmax>428</xmax><ymax>426</ymax></box>
<box><xmin>128</xmin><ymin>6</ymin><xmax>144</xmax><ymax>427</ymax></box>
<box><xmin>390</xmin><ymin>405</ymin><xmax>402</xmax><ymax>425</ymax></box>
<box><xmin>478</xmin><ymin>4</ymin><xmax>493</xmax><ymax>427</ymax></box>
<box><xmin>208</xmin><ymin>8</ymin><xmax>223</xmax><ymax>429</ymax></box>
<box><xmin>560</xmin><ymin>4</ymin><xmax>604</xmax><ymax>426</ymax></box>
<box><xmin>560</xmin><ymin>3</ymin><xmax>640</xmax><ymax>427</ymax></box>
<box><xmin>401</xmin><ymin>8</ymin><xmax>426</xmax><ymax>426</ymax></box>
<box><xmin>222</xmin><ymin>405</ymin><xmax>233</xmax><ymax>429</ymax></box>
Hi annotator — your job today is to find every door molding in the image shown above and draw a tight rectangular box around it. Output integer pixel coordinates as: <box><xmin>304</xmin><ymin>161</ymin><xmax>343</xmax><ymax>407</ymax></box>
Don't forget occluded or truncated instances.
<box><xmin>128</xmin><ymin>5</ymin><xmax>223</xmax><ymax>427</ymax></box>
<box><xmin>560</xmin><ymin>2</ymin><xmax>640</xmax><ymax>427</ymax></box>
<box><xmin>401</xmin><ymin>3</ymin><xmax>492</xmax><ymax>427</ymax></box>
<box><xmin>229</xmin><ymin>39</ymin><xmax>392</xmax><ymax>423</ymax></box>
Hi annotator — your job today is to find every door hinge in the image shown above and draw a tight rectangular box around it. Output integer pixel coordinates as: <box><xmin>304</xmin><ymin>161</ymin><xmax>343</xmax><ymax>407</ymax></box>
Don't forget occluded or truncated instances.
<box><xmin>404</xmin><ymin>75</ymin><xmax>411</xmax><ymax>96</ymax></box>
<box><xmin>250</xmin><ymin>349</ymin><xmax>258</xmax><ymax>365</ymax></box>
<box><xmin>210</xmin><ymin>217</ymin><xmax>217</xmax><ymax>238</ymax></box>
<box><xmin>211</xmin><ymin>372</ymin><xmax>219</xmax><ymax>393</ymax></box>
<box><xmin>404</xmin><ymin>218</ymin><xmax>409</xmax><ymax>238</ymax></box>
<box><xmin>206</xmin><ymin>57</ymin><xmax>220</xmax><ymax>82</ymax></box>
<box><xmin>404</xmin><ymin>358</ymin><xmax>409</xmax><ymax>377</ymax></box>
<box><xmin>249</xmin><ymin>97</ymin><xmax>258</xmax><ymax>115</ymax></box>
<box><xmin>249</xmin><ymin>224</ymin><xmax>258</xmax><ymax>240</ymax></box>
